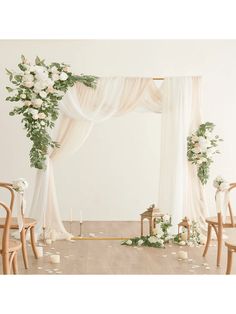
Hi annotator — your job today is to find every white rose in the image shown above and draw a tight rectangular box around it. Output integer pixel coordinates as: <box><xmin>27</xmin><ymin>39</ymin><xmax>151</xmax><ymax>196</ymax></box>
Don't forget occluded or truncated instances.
<box><xmin>39</xmin><ymin>91</ymin><xmax>47</xmax><ymax>98</ymax></box>
<box><xmin>191</xmin><ymin>135</ymin><xmax>198</xmax><ymax>142</ymax></box>
<box><xmin>12</xmin><ymin>178</ymin><xmax>28</xmax><ymax>192</ymax></box>
<box><xmin>148</xmin><ymin>236</ymin><xmax>158</xmax><ymax>243</ymax></box>
<box><xmin>33</xmin><ymin>114</ymin><xmax>39</xmax><ymax>120</ymax></box>
<box><xmin>50</xmin><ymin>66</ymin><xmax>58</xmax><ymax>74</ymax></box>
<box><xmin>60</xmin><ymin>72</ymin><xmax>68</xmax><ymax>81</ymax></box>
<box><xmin>192</xmin><ymin>146</ymin><xmax>200</xmax><ymax>154</ymax></box>
<box><xmin>32</xmin><ymin>98</ymin><xmax>43</xmax><ymax>108</ymax></box>
<box><xmin>157</xmin><ymin>239</ymin><xmax>164</xmax><ymax>245</ymax></box>
<box><xmin>29</xmin><ymin>108</ymin><xmax>38</xmax><ymax>116</ymax></box>
<box><xmin>56</xmin><ymin>90</ymin><xmax>65</xmax><ymax>97</ymax></box>
<box><xmin>24</xmin><ymin>101</ymin><xmax>31</xmax><ymax>107</ymax></box>
<box><xmin>34</xmin><ymin>81</ymin><xmax>46</xmax><ymax>92</ymax></box>
<box><xmin>52</xmin><ymin>73</ymin><xmax>59</xmax><ymax>81</ymax></box>
<box><xmin>38</xmin><ymin>112</ymin><xmax>46</xmax><ymax>119</ymax></box>
<box><xmin>137</xmin><ymin>239</ymin><xmax>144</xmax><ymax>246</ymax></box>
<box><xmin>20</xmin><ymin>94</ymin><xmax>26</xmax><ymax>99</ymax></box>
<box><xmin>40</xmin><ymin>121</ymin><xmax>46</xmax><ymax>126</ymax></box>
<box><xmin>126</xmin><ymin>239</ymin><xmax>132</xmax><ymax>245</ymax></box>
<box><xmin>163</xmin><ymin>214</ymin><xmax>170</xmax><ymax>222</ymax></box>
<box><xmin>23</xmin><ymin>74</ymin><xmax>34</xmax><ymax>82</ymax></box>
<box><xmin>23</xmin><ymin>81</ymin><xmax>34</xmax><ymax>88</ymax></box>
<box><xmin>47</xmin><ymin>85</ymin><xmax>55</xmax><ymax>93</ymax></box>
<box><xmin>63</xmin><ymin>66</ymin><xmax>70</xmax><ymax>72</ymax></box>
<box><xmin>197</xmin><ymin>159</ymin><xmax>202</xmax><ymax>165</ymax></box>
<box><xmin>179</xmin><ymin>240</ymin><xmax>186</xmax><ymax>246</ymax></box>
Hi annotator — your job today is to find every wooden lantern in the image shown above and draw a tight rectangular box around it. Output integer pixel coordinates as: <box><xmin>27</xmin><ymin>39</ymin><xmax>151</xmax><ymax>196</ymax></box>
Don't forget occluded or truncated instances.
<box><xmin>178</xmin><ymin>217</ymin><xmax>191</xmax><ymax>240</ymax></box>
<box><xmin>140</xmin><ymin>204</ymin><xmax>163</xmax><ymax>236</ymax></box>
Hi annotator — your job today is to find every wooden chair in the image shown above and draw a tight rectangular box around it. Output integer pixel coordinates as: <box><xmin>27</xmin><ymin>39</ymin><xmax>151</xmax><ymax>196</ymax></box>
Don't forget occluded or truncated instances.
<box><xmin>0</xmin><ymin>182</ymin><xmax>39</xmax><ymax>269</ymax></box>
<box><xmin>0</xmin><ymin>200</ymin><xmax>21</xmax><ymax>274</ymax></box>
<box><xmin>225</xmin><ymin>238</ymin><xmax>236</xmax><ymax>274</ymax></box>
<box><xmin>203</xmin><ymin>183</ymin><xmax>236</xmax><ymax>266</ymax></box>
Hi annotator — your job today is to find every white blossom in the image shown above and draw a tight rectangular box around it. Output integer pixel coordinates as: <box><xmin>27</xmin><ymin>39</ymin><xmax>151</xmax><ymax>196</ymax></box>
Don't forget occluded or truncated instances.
<box><xmin>126</xmin><ymin>239</ymin><xmax>132</xmax><ymax>245</ymax></box>
<box><xmin>38</xmin><ymin>112</ymin><xmax>46</xmax><ymax>119</ymax></box>
<box><xmin>60</xmin><ymin>72</ymin><xmax>68</xmax><ymax>81</ymax></box>
<box><xmin>32</xmin><ymin>98</ymin><xmax>43</xmax><ymax>108</ymax></box>
<box><xmin>39</xmin><ymin>91</ymin><xmax>47</xmax><ymax>98</ymax></box>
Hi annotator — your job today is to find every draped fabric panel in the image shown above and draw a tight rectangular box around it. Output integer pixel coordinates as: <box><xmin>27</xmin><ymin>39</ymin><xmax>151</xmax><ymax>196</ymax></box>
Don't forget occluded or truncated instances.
<box><xmin>28</xmin><ymin>77</ymin><xmax>162</xmax><ymax>239</ymax></box>
<box><xmin>158</xmin><ymin>77</ymin><xmax>207</xmax><ymax>233</ymax></box>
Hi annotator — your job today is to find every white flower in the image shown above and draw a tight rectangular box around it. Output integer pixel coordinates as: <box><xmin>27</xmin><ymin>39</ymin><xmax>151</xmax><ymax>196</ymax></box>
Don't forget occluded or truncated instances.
<box><xmin>126</xmin><ymin>239</ymin><xmax>132</xmax><ymax>245</ymax></box>
<box><xmin>12</xmin><ymin>178</ymin><xmax>28</xmax><ymax>192</ymax></box>
<box><xmin>33</xmin><ymin>114</ymin><xmax>39</xmax><ymax>120</ymax></box>
<box><xmin>50</xmin><ymin>66</ymin><xmax>58</xmax><ymax>74</ymax></box>
<box><xmin>32</xmin><ymin>98</ymin><xmax>43</xmax><ymax>108</ymax></box>
<box><xmin>34</xmin><ymin>81</ymin><xmax>47</xmax><ymax>92</ymax></box>
<box><xmin>157</xmin><ymin>239</ymin><xmax>164</xmax><ymax>245</ymax></box>
<box><xmin>38</xmin><ymin>112</ymin><xmax>46</xmax><ymax>119</ymax></box>
<box><xmin>148</xmin><ymin>236</ymin><xmax>158</xmax><ymax>243</ymax></box>
<box><xmin>24</xmin><ymin>101</ymin><xmax>31</xmax><ymax>107</ymax></box>
<box><xmin>29</xmin><ymin>108</ymin><xmax>38</xmax><ymax>116</ymax></box>
<box><xmin>163</xmin><ymin>214</ymin><xmax>170</xmax><ymax>223</ymax></box>
<box><xmin>47</xmin><ymin>85</ymin><xmax>55</xmax><ymax>93</ymax></box>
<box><xmin>23</xmin><ymin>74</ymin><xmax>34</xmax><ymax>82</ymax></box>
<box><xmin>197</xmin><ymin>159</ymin><xmax>202</xmax><ymax>165</ymax></box>
<box><xmin>179</xmin><ymin>240</ymin><xmax>186</xmax><ymax>246</ymax></box>
<box><xmin>60</xmin><ymin>72</ymin><xmax>68</xmax><ymax>81</ymax></box>
<box><xmin>39</xmin><ymin>91</ymin><xmax>47</xmax><ymax>98</ymax></box>
<box><xmin>192</xmin><ymin>146</ymin><xmax>200</xmax><ymax>154</ymax></box>
<box><xmin>56</xmin><ymin>90</ymin><xmax>65</xmax><ymax>97</ymax></box>
<box><xmin>198</xmin><ymin>136</ymin><xmax>211</xmax><ymax>152</ymax></box>
<box><xmin>63</xmin><ymin>66</ymin><xmax>70</xmax><ymax>72</ymax></box>
<box><xmin>20</xmin><ymin>94</ymin><xmax>26</xmax><ymax>99</ymax></box>
<box><xmin>52</xmin><ymin>73</ymin><xmax>60</xmax><ymax>81</ymax></box>
<box><xmin>191</xmin><ymin>135</ymin><xmax>198</xmax><ymax>142</ymax></box>
<box><xmin>137</xmin><ymin>239</ymin><xmax>144</xmax><ymax>246</ymax></box>
<box><xmin>23</xmin><ymin>81</ymin><xmax>34</xmax><ymax>88</ymax></box>
<box><xmin>40</xmin><ymin>121</ymin><xmax>46</xmax><ymax>126</ymax></box>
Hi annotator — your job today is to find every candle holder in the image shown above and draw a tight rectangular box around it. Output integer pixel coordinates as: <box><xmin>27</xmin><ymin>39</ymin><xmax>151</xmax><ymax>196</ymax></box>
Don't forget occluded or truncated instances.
<box><xmin>42</xmin><ymin>226</ymin><xmax>47</xmax><ymax>245</ymax></box>
<box><xmin>79</xmin><ymin>221</ymin><xmax>83</xmax><ymax>237</ymax></box>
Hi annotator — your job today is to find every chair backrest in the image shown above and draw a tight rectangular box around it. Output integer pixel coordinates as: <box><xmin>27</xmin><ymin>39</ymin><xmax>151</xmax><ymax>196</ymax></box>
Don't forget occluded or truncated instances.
<box><xmin>0</xmin><ymin>201</ymin><xmax>12</xmax><ymax>255</ymax></box>
<box><xmin>0</xmin><ymin>182</ymin><xmax>15</xmax><ymax>212</ymax></box>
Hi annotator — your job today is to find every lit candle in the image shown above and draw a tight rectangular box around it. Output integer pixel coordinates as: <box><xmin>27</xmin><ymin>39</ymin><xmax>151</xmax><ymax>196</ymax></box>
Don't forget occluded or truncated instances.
<box><xmin>50</xmin><ymin>254</ymin><xmax>60</xmax><ymax>264</ymax></box>
<box><xmin>80</xmin><ymin>211</ymin><xmax>83</xmax><ymax>223</ymax></box>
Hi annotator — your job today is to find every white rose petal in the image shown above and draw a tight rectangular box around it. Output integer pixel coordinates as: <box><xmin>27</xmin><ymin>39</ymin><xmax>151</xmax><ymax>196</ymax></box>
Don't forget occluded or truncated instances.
<box><xmin>60</xmin><ymin>72</ymin><xmax>68</xmax><ymax>81</ymax></box>
<box><xmin>38</xmin><ymin>112</ymin><xmax>46</xmax><ymax>119</ymax></box>
<box><xmin>39</xmin><ymin>91</ymin><xmax>47</xmax><ymax>98</ymax></box>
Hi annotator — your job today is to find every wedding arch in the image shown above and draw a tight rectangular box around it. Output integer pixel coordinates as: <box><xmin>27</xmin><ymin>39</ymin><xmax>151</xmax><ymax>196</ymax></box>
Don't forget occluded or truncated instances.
<box><xmin>25</xmin><ymin>76</ymin><xmax>207</xmax><ymax>240</ymax></box>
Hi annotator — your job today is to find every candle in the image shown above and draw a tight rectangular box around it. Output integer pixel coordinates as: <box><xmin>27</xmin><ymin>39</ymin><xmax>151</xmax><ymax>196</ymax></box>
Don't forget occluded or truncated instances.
<box><xmin>181</xmin><ymin>232</ymin><xmax>188</xmax><ymax>241</ymax></box>
<box><xmin>36</xmin><ymin>246</ymin><xmax>43</xmax><ymax>257</ymax></box>
<box><xmin>50</xmin><ymin>254</ymin><xmax>60</xmax><ymax>264</ymax></box>
<box><xmin>70</xmin><ymin>208</ymin><xmax>73</xmax><ymax>222</ymax></box>
<box><xmin>80</xmin><ymin>211</ymin><xmax>83</xmax><ymax>223</ymax></box>
<box><xmin>177</xmin><ymin>251</ymin><xmax>188</xmax><ymax>260</ymax></box>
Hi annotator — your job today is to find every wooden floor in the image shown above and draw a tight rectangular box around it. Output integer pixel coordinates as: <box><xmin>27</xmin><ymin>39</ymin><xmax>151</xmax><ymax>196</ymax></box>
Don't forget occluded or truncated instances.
<box><xmin>1</xmin><ymin>221</ymin><xmax>235</xmax><ymax>275</ymax></box>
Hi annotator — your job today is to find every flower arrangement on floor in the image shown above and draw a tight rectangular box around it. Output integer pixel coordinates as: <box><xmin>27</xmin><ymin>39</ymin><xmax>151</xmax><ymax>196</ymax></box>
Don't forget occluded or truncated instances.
<box><xmin>122</xmin><ymin>214</ymin><xmax>172</xmax><ymax>248</ymax></box>
<box><xmin>187</xmin><ymin>122</ymin><xmax>223</xmax><ymax>185</ymax></box>
<box><xmin>173</xmin><ymin>221</ymin><xmax>202</xmax><ymax>247</ymax></box>
<box><xmin>6</xmin><ymin>55</ymin><xmax>97</xmax><ymax>170</ymax></box>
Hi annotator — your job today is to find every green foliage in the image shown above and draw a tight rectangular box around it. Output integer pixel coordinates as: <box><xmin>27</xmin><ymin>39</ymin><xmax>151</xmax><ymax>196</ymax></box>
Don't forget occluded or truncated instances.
<box><xmin>6</xmin><ymin>56</ymin><xmax>98</xmax><ymax>169</ymax></box>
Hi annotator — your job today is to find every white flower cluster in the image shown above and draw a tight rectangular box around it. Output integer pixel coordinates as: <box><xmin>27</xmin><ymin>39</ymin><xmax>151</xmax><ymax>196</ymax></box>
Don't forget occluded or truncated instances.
<box><xmin>213</xmin><ymin>176</ymin><xmax>230</xmax><ymax>191</ymax></box>
<box><xmin>12</xmin><ymin>178</ymin><xmax>28</xmax><ymax>193</ymax></box>
<box><xmin>189</xmin><ymin>132</ymin><xmax>218</xmax><ymax>165</ymax></box>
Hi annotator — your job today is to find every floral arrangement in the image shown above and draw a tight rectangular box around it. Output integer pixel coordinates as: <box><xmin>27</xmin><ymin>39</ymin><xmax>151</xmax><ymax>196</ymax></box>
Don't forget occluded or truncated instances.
<box><xmin>6</xmin><ymin>55</ymin><xmax>97</xmax><ymax>169</ymax></box>
<box><xmin>12</xmin><ymin>178</ymin><xmax>28</xmax><ymax>193</ymax></box>
<box><xmin>187</xmin><ymin>122</ymin><xmax>223</xmax><ymax>184</ymax></box>
<box><xmin>213</xmin><ymin>176</ymin><xmax>230</xmax><ymax>191</ymax></box>
<box><xmin>122</xmin><ymin>214</ymin><xmax>172</xmax><ymax>248</ymax></box>
<box><xmin>173</xmin><ymin>221</ymin><xmax>202</xmax><ymax>247</ymax></box>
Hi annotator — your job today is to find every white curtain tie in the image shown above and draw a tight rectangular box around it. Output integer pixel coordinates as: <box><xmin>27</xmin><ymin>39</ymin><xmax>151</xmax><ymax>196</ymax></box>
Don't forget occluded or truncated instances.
<box><xmin>215</xmin><ymin>190</ymin><xmax>229</xmax><ymax>223</ymax></box>
<box><xmin>16</xmin><ymin>191</ymin><xmax>26</xmax><ymax>232</ymax></box>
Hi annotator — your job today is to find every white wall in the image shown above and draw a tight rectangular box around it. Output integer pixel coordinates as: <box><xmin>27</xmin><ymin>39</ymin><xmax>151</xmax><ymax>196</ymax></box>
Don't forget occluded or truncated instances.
<box><xmin>1</xmin><ymin>40</ymin><xmax>236</xmax><ymax>220</ymax></box>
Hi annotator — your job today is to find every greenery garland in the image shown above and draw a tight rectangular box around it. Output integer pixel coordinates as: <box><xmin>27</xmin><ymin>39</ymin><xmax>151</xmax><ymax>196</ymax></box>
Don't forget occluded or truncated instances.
<box><xmin>6</xmin><ymin>55</ymin><xmax>97</xmax><ymax>170</ymax></box>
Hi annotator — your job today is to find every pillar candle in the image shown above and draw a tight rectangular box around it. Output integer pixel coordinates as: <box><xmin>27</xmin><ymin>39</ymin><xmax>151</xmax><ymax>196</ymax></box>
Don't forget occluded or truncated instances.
<box><xmin>50</xmin><ymin>254</ymin><xmax>60</xmax><ymax>264</ymax></box>
<box><xmin>181</xmin><ymin>232</ymin><xmax>188</xmax><ymax>241</ymax></box>
<box><xmin>80</xmin><ymin>211</ymin><xmax>83</xmax><ymax>223</ymax></box>
<box><xmin>177</xmin><ymin>250</ymin><xmax>188</xmax><ymax>260</ymax></box>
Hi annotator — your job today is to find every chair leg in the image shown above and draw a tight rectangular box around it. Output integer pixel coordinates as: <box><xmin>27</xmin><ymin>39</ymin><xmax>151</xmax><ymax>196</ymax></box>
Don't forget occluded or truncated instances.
<box><xmin>20</xmin><ymin>228</ymin><xmax>29</xmax><ymax>269</ymax></box>
<box><xmin>203</xmin><ymin>224</ymin><xmax>212</xmax><ymax>257</ymax></box>
<box><xmin>226</xmin><ymin>248</ymin><xmax>233</xmax><ymax>275</ymax></box>
<box><xmin>217</xmin><ymin>228</ymin><xmax>223</xmax><ymax>267</ymax></box>
<box><xmin>2</xmin><ymin>253</ymin><xmax>10</xmax><ymax>275</ymax></box>
<box><xmin>12</xmin><ymin>252</ymin><xmax>18</xmax><ymax>275</ymax></box>
<box><xmin>30</xmin><ymin>226</ymin><xmax>39</xmax><ymax>259</ymax></box>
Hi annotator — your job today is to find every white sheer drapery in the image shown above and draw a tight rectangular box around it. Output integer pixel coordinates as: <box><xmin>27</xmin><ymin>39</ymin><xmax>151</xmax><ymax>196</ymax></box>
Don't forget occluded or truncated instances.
<box><xmin>158</xmin><ymin>77</ymin><xmax>207</xmax><ymax>232</ymax></box>
<box><xmin>28</xmin><ymin>76</ymin><xmax>207</xmax><ymax>240</ymax></box>
<box><xmin>28</xmin><ymin>77</ymin><xmax>162</xmax><ymax>239</ymax></box>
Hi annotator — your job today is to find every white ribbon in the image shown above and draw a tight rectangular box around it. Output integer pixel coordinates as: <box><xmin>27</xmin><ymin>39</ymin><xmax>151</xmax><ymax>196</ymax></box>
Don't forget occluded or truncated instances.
<box><xmin>16</xmin><ymin>191</ymin><xmax>26</xmax><ymax>232</ymax></box>
<box><xmin>215</xmin><ymin>190</ymin><xmax>230</xmax><ymax>223</ymax></box>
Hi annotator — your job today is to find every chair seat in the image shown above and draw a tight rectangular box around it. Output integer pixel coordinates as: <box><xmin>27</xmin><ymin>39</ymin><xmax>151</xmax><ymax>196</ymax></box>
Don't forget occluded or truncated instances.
<box><xmin>0</xmin><ymin>217</ymin><xmax>36</xmax><ymax>229</ymax></box>
<box><xmin>0</xmin><ymin>238</ymin><xmax>21</xmax><ymax>253</ymax></box>
<box><xmin>206</xmin><ymin>216</ymin><xmax>236</xmax><ymax>227</ymax></box>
